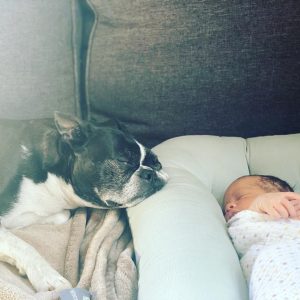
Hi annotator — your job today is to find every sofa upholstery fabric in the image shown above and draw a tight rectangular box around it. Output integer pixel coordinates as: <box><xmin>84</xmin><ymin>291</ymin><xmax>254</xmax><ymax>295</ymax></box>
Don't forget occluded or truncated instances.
<box><xmin>85</xmin><ymin>0</ymin><xmax>300</xmax><ymax>147</ymax></box>
<box><xmin>0</xmin><ymin>0</ymin><xmax>82</xmax><ymax>119</ymax></box>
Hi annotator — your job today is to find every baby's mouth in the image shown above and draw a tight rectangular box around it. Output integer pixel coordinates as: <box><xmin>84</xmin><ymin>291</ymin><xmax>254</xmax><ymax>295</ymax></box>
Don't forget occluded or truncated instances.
<box><xmin>225</xmin><ymin>210</ymin><xmax>238</xmax><ymax>221</ymax></box>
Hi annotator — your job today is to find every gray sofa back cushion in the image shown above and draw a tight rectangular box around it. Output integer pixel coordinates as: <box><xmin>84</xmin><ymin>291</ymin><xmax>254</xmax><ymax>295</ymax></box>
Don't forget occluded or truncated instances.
<box><xmin>0</xmin><ymin>0</ymin><xmax>82</xmax><ymax>119</ymax></box>
<box><xmin>85</xmin><ymin>0</ymin><xmax>300</xmax><ymax>147</ymax></box>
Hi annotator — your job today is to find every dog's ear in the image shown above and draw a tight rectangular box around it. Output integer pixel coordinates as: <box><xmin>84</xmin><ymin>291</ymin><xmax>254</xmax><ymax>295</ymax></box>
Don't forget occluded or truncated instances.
<box><xmin>91</xmin><ymin>116</ymin><xmax>131</xmax><ymax>135</ymax></box>
<box><xmin>102</xmin><ymin>119</ymin><xmax>129</xmax><ymax>133</ymax></box>
<box><xmin>54</xmin><ymin>112</ymin><xmax>88</xmax><ymax>149</ymax></box>
<box><xmin>112</xmin><ymin>119</ymin><xmax>130</xmax><ymax>134</ymax></box>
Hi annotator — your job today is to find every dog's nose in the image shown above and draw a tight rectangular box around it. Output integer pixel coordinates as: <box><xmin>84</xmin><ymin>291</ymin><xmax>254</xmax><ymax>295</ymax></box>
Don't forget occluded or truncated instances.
<box><xmin>139</xmin><ymin>169</ymin><xmax>154</xmax><ymax>181</ymax></box>
<box><xmin>154</xmin><ymin>177</ymin><xmax>166</xmax><ymax>190</ymax></box>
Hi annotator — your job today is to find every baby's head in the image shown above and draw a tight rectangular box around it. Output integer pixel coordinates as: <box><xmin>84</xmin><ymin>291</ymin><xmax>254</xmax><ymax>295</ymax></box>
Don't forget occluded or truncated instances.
<box><xmin>223</xmin><ymin>175</ymin><xmax>293</xmax><ymax>221</ymax></box>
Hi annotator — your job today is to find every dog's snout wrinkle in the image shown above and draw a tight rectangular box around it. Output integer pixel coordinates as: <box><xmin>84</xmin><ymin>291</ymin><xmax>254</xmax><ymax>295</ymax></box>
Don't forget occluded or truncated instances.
<box><xmin>139</xmin><ymin>168</ymin><xmax>154</xmax><ymax>181</ymax></box>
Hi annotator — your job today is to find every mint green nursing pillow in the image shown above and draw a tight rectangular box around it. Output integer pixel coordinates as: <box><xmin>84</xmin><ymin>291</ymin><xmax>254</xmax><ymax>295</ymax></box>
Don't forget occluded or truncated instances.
<box><xmin>128</xmin><ymin>133</ymin><xmax>300</xmax><ymax>300</ymax></box>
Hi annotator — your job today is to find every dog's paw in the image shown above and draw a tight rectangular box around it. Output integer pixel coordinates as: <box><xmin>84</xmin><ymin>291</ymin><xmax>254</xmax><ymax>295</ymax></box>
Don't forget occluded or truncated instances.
<box><xmin>43</xmin><ymin>210</ymin><xmax>71</xmax><ymax>225</ymax></box>
<box><xmin>26</xmin><ymin>261</ymin><xmax>72</xmax><ymax>292</ymax></box>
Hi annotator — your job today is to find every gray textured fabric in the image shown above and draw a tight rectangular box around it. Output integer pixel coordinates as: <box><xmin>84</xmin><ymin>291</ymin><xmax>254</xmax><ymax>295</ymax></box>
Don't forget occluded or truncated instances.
<box><xmin>85</xmin><ymin>0</ymin><xmax>300</xmax><ymax>147</ymax></box>
<box><xmin>247</xmin><ymin>134</ymin><xmax>300</xmax><ymax>192</ymax></box>
<box><xmin>0</xmin><ymin>0</ymin><xmax>82</xmax><ymax>119</ymax></box>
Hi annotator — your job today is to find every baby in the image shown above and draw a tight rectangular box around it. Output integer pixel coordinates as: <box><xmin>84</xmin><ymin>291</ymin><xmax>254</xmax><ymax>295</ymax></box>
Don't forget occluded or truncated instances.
<box><xmin>224</xmin><ymin>175</ymin><xmax>300</xmax><ymax>221</ymax></box>
<box><xmin>223</xmin><ymin>175</ymin><xmax>300</xmax><ymax>300</ymax></box>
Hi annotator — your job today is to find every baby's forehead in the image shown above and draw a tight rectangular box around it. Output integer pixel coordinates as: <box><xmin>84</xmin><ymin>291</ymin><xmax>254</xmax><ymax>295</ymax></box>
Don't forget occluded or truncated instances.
<box><xmin>223</xmin><ymin>176</ymin><xmax>261</xmax><ymax>202</ymax></box>
<box><xmin>228</xmin><ymin>176</ymin><xmax>260</xmax><ymax>191</ymax></box>
<box><xmin>225</xmin><ymin>175</ymin><xmax>281</xmax><ymax>200</ymax></box>
<box><xmin>235</xmin><ymin>176</ymin><xmax>261</xmax><ymax>186</ymax></box>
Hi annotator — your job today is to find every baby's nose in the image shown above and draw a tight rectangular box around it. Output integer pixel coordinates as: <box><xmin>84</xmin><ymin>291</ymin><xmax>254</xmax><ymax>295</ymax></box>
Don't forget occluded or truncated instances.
<box><xmin>225</xmin><ymin>201</ymin><xmax>235</xmax><ymax>212</ymax></box>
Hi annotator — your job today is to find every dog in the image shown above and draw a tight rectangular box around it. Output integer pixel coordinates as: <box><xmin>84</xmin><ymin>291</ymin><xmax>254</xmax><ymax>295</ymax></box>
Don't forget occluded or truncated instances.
<box><xmin>0</xmin><ymin>112</ymin><xmax>168</xmax><ymax>292</ymax></box>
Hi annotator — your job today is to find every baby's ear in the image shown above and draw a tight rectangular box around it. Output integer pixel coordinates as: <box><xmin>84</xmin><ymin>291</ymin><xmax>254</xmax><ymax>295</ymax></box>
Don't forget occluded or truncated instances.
<box><xmin>54</xmin><ymin>112</ymin><xmax>88</xmax><ymax>149</ymax></box>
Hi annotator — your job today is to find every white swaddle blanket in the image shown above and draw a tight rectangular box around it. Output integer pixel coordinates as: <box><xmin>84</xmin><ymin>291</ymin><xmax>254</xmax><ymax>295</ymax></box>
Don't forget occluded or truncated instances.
<box><xmin>228</xmin><ymin>210</ymin><xmax>300</xmax><ymax>300</ymax></box>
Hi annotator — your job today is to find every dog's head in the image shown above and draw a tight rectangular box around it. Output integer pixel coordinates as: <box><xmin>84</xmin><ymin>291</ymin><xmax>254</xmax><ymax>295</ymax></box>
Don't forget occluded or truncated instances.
<box><xmin>54</xmin><ymin>112</ymin><xmax>168</xmax><ymax>208</ymax></box>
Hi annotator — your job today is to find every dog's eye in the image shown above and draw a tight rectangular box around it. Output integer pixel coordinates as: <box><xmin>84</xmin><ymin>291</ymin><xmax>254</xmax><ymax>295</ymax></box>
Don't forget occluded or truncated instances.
<box><xmin>117</xmin><ymin>158</ymin><xmax>129</xmax><ymax>164</ymax></box>
<box><xmin>117</xmin><ymin>158</ymin><xmax>137</xmax><ymax>168</ymax></box>
<box><xmin>118</xmin><ymin>159</ymin><xmax>140</xmax><ymax>172</ymax></box>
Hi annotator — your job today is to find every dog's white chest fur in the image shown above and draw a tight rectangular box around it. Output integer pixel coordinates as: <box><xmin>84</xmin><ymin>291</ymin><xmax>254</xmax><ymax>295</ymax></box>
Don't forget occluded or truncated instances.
<box><xmin>1</xmin><ymin>173</ymin><xmax>94</xmax><ymax>229</ymax></box>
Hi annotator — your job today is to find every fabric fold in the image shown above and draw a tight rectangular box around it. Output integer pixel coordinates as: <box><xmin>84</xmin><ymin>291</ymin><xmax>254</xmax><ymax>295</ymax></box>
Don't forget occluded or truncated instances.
<box><xmin>0</xmin><ymin>208</ymin><xmax>138</xmax><ymax>300</ymax></box>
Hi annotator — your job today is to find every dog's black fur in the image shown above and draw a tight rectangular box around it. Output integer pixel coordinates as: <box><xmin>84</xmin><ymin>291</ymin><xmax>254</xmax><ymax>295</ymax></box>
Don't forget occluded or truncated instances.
<box><xmin>0</xmin><ymin>112</ymin><xmax>167</xmax><ymax>226</ymax></box>
<box><xmin>0</xmin><ymin>112</ymin><xmax>167</xmax><ymax>292</ymax></box>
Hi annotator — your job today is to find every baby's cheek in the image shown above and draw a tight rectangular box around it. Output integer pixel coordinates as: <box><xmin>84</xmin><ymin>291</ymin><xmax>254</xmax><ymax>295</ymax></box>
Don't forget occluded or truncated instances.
<box><xmin>237</xmin><ymin>197</ymin><xmax>256</xmax><ymax>210</ymax></box>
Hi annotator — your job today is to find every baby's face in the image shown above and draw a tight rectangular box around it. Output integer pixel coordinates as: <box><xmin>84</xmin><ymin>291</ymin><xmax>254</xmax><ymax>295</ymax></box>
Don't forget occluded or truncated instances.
<box><xmin>223</xmin><ymin>176</ymin><xmax>267</xmax><ymax>221</ymax></box>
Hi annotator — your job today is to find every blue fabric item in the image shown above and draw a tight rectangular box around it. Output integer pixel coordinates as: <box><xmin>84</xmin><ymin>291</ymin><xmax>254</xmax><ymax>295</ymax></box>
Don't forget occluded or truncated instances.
<box><xmin>59</xmin><ymin>288</ymin><xmax>91</xmax><ymax>300</ymax></box>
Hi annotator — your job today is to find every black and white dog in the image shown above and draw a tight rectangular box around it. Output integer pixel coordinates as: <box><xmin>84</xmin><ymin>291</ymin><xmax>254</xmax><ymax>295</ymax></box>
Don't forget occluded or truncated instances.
<box><xmin>0</xmin><ymin>112</ymin><xmax>167</xmax><ymax>292</ymax></box>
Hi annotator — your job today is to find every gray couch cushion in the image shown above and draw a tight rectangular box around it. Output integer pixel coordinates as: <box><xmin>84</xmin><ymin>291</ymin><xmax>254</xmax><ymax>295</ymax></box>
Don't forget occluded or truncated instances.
<box><xmin>85</xmin><ymin>0</ymin><xmax>300</xmax><ymax>147</ymax></box>
<box><xmin>0</xmin><ymin>0</ymin><xmax>82</xmax><ymax>119</ymax></box>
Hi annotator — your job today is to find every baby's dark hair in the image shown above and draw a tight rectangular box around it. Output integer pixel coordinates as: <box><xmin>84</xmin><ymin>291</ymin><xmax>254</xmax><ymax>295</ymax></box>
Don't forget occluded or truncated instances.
<box><xmin>256</xmin><ymin>175</ymin><xmax>294</xmax><ymax>193</ymax></box>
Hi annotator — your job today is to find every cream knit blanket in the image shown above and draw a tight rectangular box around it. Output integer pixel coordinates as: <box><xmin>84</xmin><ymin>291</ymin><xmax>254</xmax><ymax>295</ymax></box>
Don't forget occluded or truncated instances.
<box><xmin>0</xmin><ymin>208</ymin><xmax>138</xmax><ymax>300</ymax></box>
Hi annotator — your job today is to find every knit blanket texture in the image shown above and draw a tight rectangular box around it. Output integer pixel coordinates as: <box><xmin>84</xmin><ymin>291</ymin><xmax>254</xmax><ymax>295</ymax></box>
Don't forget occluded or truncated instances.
<box><xmin>228</xmin><ymin>210</ymin><xmax>300</xmax><ymax>300</ymax></box>
<box><xmin>0</xmin><ymin>208</ymin><xmax>138</xmax><ymax>300</ymax></box>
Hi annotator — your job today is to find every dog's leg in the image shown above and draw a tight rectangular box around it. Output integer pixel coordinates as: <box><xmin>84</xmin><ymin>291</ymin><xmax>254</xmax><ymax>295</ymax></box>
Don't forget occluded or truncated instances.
<box><xmin>0</xmin><ymin>227</ymin><xmax>71</xmax><ymax>292</ymax></box>
<box><xmin>43</xmin><ymin>210</ymin><xmax>71</xmax><ymax>225</ymax></box>
<box><xmin>2</xmin><ymin>210</ymin><xmax>71</xmax><ymax>229</ymax></box>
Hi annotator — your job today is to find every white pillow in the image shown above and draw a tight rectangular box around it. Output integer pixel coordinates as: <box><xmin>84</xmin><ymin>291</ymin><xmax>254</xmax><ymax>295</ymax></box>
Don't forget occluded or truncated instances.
<box><xmin>128</xmin><ymin>133</ymin><xmax>300</xmax><ymax>299</ymax></box>
<box><xmin>128</xmin><ymin>135</ymin><xmax>249</xmax><ymax>300</ymax></box>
